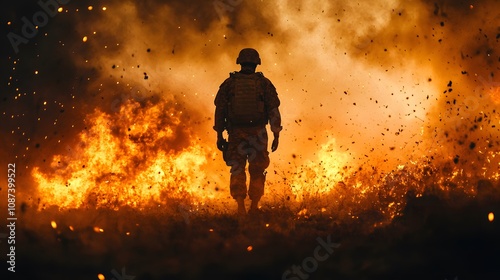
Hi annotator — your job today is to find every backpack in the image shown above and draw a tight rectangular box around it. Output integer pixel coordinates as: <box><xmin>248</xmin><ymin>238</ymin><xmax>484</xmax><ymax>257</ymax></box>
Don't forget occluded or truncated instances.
<box><xmin>227</xmin><ymin>72</ymin><xmax>267</xmax><ymax>126</ymax></box>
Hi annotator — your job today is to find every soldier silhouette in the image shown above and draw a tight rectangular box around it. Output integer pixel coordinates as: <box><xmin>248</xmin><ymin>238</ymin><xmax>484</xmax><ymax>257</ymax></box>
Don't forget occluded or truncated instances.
<box><xmin>214</xmin><ymin>48</ymin><xmax>282</xmax><ymax>216</ymax></box>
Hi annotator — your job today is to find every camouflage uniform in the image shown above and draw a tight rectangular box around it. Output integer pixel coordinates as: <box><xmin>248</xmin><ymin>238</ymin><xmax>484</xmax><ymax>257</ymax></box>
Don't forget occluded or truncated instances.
<box><xmin>214</xmin><ymin>70</ymin><xmax>282</xmax><ymax>201</ymax></box>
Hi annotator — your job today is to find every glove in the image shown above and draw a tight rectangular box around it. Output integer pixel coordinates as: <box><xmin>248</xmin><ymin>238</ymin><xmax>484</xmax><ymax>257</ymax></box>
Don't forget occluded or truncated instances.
<box><xmin>271</xmin><ymin>136</ymin><xmax>279</xmax><ymax>152</ymax></box>
<box><xmin>217</xmin><ymin>138</ymin><xmax>228</xmax><ymax>151</ymax></box>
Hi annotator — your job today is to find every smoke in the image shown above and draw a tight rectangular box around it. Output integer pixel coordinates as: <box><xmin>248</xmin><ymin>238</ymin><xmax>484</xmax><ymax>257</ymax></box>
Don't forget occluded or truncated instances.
<box><xmin>1</xmin><ymin>0</ymin><xmax>499</xmax><ymax>207</ymax></box>
<box><xmin>343</xmin><ymin>0</ymin><xmax>500</xmax><ymax>173</ymax></box>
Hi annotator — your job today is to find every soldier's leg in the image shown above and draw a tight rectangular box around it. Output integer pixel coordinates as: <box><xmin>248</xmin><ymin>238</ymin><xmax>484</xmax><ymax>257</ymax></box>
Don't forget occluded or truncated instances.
<box><xmin>248</xmin><ymin>153</ymin><xmax>269</xmax><ymax>201</ymax></box>
<box><xmin>248</xmin><ymin>128</ymin><xmax>270</xmax><ymax>209</ymax></box>
<box><xmin>226</xmin><ymin>130</ymin><xmax>249</xmax><ymax>214</ymax></box>
<box><xmin>229</xmin><ymin>161</ymin><xmax>247</xmax><ymax>200</ymax></box>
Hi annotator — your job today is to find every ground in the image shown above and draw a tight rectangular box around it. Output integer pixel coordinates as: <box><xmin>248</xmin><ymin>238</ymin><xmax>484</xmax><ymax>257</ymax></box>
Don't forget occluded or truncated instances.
<box><xmin>8</xmin><ymin>188</ymin><xmax>499</xmax><ymax>280</ymax></box>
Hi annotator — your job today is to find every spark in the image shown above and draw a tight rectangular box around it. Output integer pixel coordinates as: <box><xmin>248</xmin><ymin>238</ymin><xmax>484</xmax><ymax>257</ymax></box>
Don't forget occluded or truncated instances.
<box><xmin>489</xmin><ymin>212</ymin><xmax>494</xmax><ymax>222</ymax></box>
<box><xmin>51</xmin><ymin>221</ymin><xmax>57</xmax><ymax>229</ymax></box>
<box><xmin>93</xmin><ymin>226</ymin><xmax>104</xmax><ymax>233</ymax></box>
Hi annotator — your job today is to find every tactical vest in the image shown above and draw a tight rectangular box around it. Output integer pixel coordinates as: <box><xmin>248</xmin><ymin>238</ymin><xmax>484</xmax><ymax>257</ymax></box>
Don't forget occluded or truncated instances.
<box><xmin>228</xmin><ymin>72</ymin><xmax>267</xmax><ymax>126</ymax></box>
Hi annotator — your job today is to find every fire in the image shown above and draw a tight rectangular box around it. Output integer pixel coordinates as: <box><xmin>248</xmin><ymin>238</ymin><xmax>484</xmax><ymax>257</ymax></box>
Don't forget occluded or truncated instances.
<box><xmin>32</xmin><ymin>99</ymin><xmax>216</xmax><ymax>210</ymax></box>
<box><xmin>290</xmin><ymin>139</ymin><xmax>351</xmax><ymax>199</ymax></box>
<box><xmin>30</xmin><ymin>94</ymin><xmax>499</xmax><ymax>225</ymax></box>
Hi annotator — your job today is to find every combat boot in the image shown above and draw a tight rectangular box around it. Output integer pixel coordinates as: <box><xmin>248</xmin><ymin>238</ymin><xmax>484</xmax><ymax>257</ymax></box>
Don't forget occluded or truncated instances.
<box><xmin>248</xmin><ymin>199</ymin><xmax>263</xmax><ymax>217</ymax></box>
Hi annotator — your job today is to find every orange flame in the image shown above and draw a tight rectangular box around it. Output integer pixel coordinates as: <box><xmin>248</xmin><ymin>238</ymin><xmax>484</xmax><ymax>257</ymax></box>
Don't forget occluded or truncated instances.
<box><xmin>32</xmin><ymin>99</ymin><xmax>217</xmax><ymax>209</ymax></box>
<box><xmin>290</xmin><ymin>139</ymin><xmax>351</xmax><ymax>199</ymax></box>
<box><xmin>30</xmin><ymin>95</ymin><xmax>499</xmax><ymax>226</ymax></box>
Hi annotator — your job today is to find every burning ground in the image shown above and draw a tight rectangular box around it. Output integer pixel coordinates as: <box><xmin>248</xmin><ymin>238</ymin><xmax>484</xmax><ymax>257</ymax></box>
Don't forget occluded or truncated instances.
<box><xmin>0</xmin><ymin>0</ymin><xmax>499</xmax><ymax>279</ymax></box>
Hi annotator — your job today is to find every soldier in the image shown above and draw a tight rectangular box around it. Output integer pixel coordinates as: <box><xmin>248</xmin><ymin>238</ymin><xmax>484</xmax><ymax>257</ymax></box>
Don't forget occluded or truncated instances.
<box><xmin>214</xmin><ymin>48</ymin><xmax>282</xmax><ymax>216</ymax></box>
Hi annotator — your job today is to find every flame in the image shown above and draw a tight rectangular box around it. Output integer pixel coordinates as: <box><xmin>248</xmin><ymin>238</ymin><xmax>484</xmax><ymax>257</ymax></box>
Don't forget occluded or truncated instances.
<box><xmin>290</xmin><ymin>138</ymin><xmax>351</xmax><ymax>199</ymax></box>
<box><xmin>297</xmin><ymin>208</ymin><xmax>308</xmax><ymax>216</ymax></box>
<box><xmin>32</xmin><ymin>99</ymin><xmax>216</xmax><ymax>209</ymax></box>
<box><xmin>30</xmin><ymin>95</ymin><xmax>499</xmax><ymax>225</ymax></box>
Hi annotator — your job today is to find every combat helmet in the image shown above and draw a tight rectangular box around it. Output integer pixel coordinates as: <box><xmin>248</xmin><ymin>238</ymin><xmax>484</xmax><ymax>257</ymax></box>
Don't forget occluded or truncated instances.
<box><xmin>236</xmin><ymin>48</ymin><xmax>261</xmax><ymax>65</ymax></box>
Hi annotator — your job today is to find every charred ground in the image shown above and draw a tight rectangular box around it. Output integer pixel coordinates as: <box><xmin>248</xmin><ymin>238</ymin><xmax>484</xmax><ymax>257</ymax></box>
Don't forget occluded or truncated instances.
<box><xmin>12</xmin><ymin>178</ymin><xmax>500</xmax><ymax>280</ymax></box>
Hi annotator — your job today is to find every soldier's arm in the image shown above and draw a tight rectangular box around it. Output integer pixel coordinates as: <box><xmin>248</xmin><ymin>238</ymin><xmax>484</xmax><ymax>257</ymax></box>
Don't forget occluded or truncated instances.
<box><xmin>263</xmin><ymin>79</ymin><xmax>283</xmax><ymax>136</ymax></box>
<box><xmin>268</xmin><ymin>107</ymin><xmax>282</xmax><ymax>137</ymax></box>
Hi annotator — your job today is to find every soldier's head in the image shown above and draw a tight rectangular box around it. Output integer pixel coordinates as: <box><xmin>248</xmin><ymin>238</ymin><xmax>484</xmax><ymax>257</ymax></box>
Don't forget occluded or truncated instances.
<box><xmin>236</xmin><ymin>48</ymin><xmax>261</xmax><ymax>70</ymax></box>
